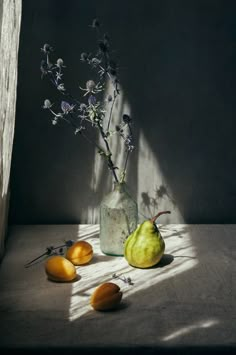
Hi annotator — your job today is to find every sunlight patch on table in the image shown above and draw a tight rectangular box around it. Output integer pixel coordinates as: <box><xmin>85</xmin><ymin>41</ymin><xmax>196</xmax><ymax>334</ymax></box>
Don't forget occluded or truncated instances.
<box><xmin>69</xmin><ymin>224</ymin><xmax>198</xmax><ymax>321</ymax></box>
<box><xmin>162</xmin><ymin>318</ymin><xmax>219</xmax><ymax>341</ymax></box>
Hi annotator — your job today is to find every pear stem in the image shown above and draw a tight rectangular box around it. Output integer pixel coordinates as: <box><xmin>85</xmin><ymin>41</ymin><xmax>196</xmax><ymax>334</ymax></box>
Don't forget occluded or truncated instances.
<box><xmin>150</xmin><ymin>211</ymin><xmax>171</xmax><ymax>224</ymax></box>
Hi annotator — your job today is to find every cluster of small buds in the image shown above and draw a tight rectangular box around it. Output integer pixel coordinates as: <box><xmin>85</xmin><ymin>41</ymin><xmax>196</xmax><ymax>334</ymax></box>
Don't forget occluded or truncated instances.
<box><xmin>42</xmin><ymin>99</ymin><xmax>52</xmax><ymax>109</ymax></box>
<box><xmin>80</xmin><ymin>52</ymin><xmax>89</xmax><ymax>62</ymax></box>
<box><xmin>57</xmin><ymin>83</ymin><xmax>66</xmax><ymax>92</ymax></box>
<box><xmin>56</xmin><ymin>58</ymin><xmax>65</xmax><ymax>68</ymax></box>
<box><xmin>79</xmin><ymin>103</ymin><xmax>87</xmax><ymax>111</ymax></box>
<box><xmin>114</xmin><ymin>114</ymin><xmax>134</xmax><ymax>152</ymax></box>
<box><xmin>125</xmin><ymin>135</ymin><xmax>135</xmax><ymax>152</ymax></box>
<box><xmin>90</xmin><ymin>57</ymin><xmax>101</xmax><ymax>68</ymax></box>
<box><xmin>74</xmin><ymin>126</ymin><xmax>85</xmax><ymax>135</ymax></box>
<box><xmin>41</xmin><ymin>43</ymin><xmax>53</xmax><ymax>54</ymax></box>
<box><xmin>52</xmin><ymin>118</ymin><xmax>58</xmax><ymax>126</ymax></box>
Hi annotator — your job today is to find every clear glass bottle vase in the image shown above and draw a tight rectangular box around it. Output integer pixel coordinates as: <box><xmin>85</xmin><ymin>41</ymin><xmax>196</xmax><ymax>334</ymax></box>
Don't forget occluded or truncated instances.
<box><xmin>99</xmin><ymin>182</ymin><xmax>138</xmax><ymax>256</ymax></box>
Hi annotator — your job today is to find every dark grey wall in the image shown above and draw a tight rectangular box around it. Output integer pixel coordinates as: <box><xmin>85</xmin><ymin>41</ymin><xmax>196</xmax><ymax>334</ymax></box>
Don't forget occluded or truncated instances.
<box><xmin>9</xmin><ymin>0</ymin><xmax>236</xmax><ymax>224</ymax></box>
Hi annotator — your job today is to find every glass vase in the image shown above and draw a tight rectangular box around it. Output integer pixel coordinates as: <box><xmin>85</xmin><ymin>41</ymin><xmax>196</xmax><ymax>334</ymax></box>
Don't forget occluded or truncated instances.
<box><xmin>99</xmin><ymin>182</ymin><xmax>138</xmax><ymax>256</ymax></box>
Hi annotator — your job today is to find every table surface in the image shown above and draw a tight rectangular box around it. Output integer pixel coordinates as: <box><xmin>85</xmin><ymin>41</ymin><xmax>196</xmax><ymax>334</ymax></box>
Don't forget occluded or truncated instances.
<box><xmin>0</xmin><ymin>224</ymin><xmax>235</xmax><ymax>353</ymax></box>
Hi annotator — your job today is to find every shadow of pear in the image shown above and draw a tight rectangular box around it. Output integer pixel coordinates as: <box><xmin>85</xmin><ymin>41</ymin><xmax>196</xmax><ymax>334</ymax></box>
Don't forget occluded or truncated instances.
<box><xmin>125</xmin><ymin>253</ymin><xmax>174</xmax><ymax>270</ymax></box>
<box><xmin>151</xmin><ymin>254</ymin><xmax>174</xmax><ymax>269</ymax></box>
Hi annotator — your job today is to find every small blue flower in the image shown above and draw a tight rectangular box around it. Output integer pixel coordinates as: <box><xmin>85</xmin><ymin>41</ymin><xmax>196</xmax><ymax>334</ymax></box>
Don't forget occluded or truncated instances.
<box><xmin>61</xmin><ymin>101</ymin><xmax>75</xmax><ymax>113</ymax></box>
<box><xmin>88</xmin><ymin>95</ymin><xmax>96</xmax><ymax>106</ymax></box>
<box><xmin>65</xmin><ymin>240</ymin><xmax>74</xmax><ymax>247</ymax></box>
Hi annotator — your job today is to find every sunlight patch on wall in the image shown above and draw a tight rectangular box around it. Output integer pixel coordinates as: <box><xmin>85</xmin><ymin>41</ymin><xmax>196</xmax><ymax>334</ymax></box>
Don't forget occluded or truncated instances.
<box><xmin>90</xmin><ymin>82</ymin><xmax>131</xmax><ymax>193</ymax></box>
<box><xmin>137</xmin><ymin>131</ymin><xmax>184</xmax><ymax>223</ymax></box>
<box><xmin>69</xmin><ymin>224</ymin><xmax>198</xmax><ymax>321</ymax></box>
<box><xmin>80</xmin><ymin>206</ymin><xmax>97</xmax><ymax>225</ymax></box>
<box><xmin>86</xmin><ymin>82</ymin><xmax>184</xmax><ymax>224</ymax></box>
<box><xmin>87</xmin><ymin>82</ymin><xmax>131</xmax><ymax>223</ymax></box>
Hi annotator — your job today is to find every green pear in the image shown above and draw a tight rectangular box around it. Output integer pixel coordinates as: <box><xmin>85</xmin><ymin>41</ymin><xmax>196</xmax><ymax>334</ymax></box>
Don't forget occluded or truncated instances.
<box><xmin>124</xmin><ymin>211</ymin><xmax>171</xmax><ymax>268</ymax></box>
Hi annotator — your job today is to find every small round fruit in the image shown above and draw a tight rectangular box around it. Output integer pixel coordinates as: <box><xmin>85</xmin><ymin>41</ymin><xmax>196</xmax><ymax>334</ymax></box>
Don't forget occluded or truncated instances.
<box><xmin>45</xmin><ymin>255</ymin><xmax>77</xmax><ymax>282</ymax></box>
<box><xmin>66</xmin><ymin>241</ymin><xmax>93</xmax><ymax>265</ymax></box>
<box><xmin>90</xmin><ymin>282</ymin><xmax>122</xmax><ymax>311</ymax></box>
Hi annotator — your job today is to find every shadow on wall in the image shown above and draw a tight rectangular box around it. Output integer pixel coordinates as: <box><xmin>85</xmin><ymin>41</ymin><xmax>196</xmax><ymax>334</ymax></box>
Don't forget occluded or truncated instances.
<box><xmin>9</xmin><ymin>0</ymin><xmax>236</xmax><ymax>224</ymax></box>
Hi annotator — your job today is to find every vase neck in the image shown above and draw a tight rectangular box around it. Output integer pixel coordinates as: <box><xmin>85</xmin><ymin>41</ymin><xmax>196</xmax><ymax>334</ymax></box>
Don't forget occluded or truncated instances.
<box><xmin>113</xmin><ymin>181</ymin><xmax>127</xmax><ymax>192</ymax></box>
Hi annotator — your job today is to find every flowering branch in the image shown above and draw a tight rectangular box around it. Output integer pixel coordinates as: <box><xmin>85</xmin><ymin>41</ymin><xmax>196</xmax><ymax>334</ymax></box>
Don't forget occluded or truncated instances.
<box><xmin>24</xmin><ymin>240</ymin><xmax>74</xmax><ymax>268</ymax></box>
<box><xmin>40</xmin><ymin>19</ymin><xmax>134</xmax><ymax>184</ymax></box>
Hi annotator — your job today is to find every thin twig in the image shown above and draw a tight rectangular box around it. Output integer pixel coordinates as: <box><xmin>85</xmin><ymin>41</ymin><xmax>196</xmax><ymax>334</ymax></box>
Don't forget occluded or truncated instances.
<box><xmin>121</xmin><ymin>150</ymin><xmax>130</xmax><ymax>183</ymax></box>
<box><xmin>107</xmin><ymin>90</ymin><xmax>117</xmax><ymax>132</ymax></box>
<box><xmin>97</xmin><ymin>123</ymin><xmax>119</xmax><ymax>182</ymax></box>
